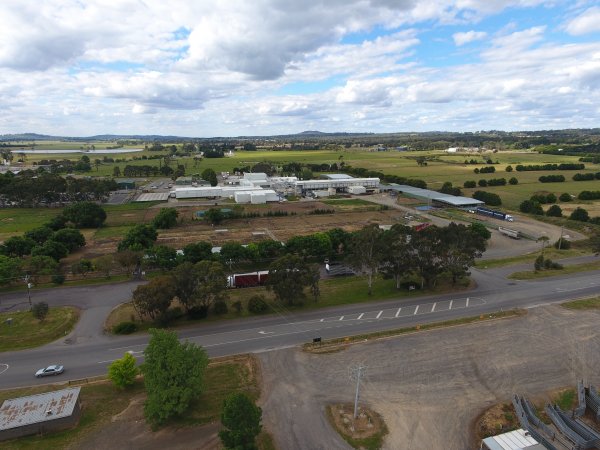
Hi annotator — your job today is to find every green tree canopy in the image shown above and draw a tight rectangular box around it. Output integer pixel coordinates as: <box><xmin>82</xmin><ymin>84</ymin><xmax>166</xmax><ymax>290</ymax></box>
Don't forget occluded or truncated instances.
<box><xmin>201</xmin><ymin>168</ymin><xmax>218</xmax><ymax>186</ymax></box>
<box><xmin>63</xmin><ymin>201</ymin><xmax>107</xmax><ymax>228</ymax></box>
<box><xmin>24</xmin><ymin>226</ymin><xmax>54</xmax><ymax>245</ymax></box>
<box><xmin>345</xmin><ymin>224</ymin><xmax>384</xmax><ymax>295</ymax></box>
<box><xmin>569</xmin><ymin>207</ymin><xmax>589</xmax><ymax>222</ymax></box>
<box><xmin>152</xmin><ymin>208</ymin><xmax>179</xmax><ymax>229</ymax></box>
<box><xmin>0</xmin><ymin>236</ymin><xmax>36</xmax><ymax>257</ymax></box>
<box><xmin>22</xmin><ymin>255</ymin><xmax>58</xmax><ymax>282</ymax></box>
<box><xmin>0</xmin><ymin>255</ymin><xmax>21</xmax><ymax>285</ymax></box>
<box><xmin>182</xmin><ymin>241</ymin><xmax>213</xmax><ymax>263</ymax></box>
<box><xmin>219</xmin><ymin>392</ymin><xmax>263</xmax><ymax>450</ymax></box>
<box><xmin>31</xmin><ymin>240</ymin><xmax>69</xmax><ymax>261</ymax></box>
<box><xmin>118</xmin><ymin>224</ymin><xmax>158</xmax><ymax>251</ymax></box>
<box><xmin>142</xmin><ymin>329</ymin><xmax>209</xmax><ymax>428</ymax></box>
<box><xmin>108</xmin><ymin>352</ymin><xmax>139</xmax><ymax>389</ymax></box>
<box><xmin>50</xmin><ymin>228</ymin><xmax>86</xmax><ymax>252</ymax></box>
<box><xmin>132</xmin><ymin>275</ymin><xmax>176</xmax><ymax>321</ymax></box>
<box><xmin>266</xmin><ymin>254</ymin><xmax>313</xmax><ymax>306</ymax></box>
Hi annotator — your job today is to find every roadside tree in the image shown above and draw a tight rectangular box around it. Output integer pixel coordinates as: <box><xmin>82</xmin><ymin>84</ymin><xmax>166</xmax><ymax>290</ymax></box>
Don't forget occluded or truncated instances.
<box><xmin>182</xmin><ymin>241</ymin><xmax>213</xmax><ymax>263</ymax></box>
<box><xmin>0</xmin><ymin>256</ymin><xmax>21</xmax><ymax>285</ymax></box>
<box><xmin>132</xmin><ymin>275</ymin><xmax>176</xmax><ymax>321</ymax></box>
<box><xmin>219</xmin><ymin>392</ymin><xmax>262</xmax><ymax>450</ymax></box>
<box><xmin>345</xmin><ymin>224</ymin><xmax>384</xmax><ymax>295</ymax></box>
<box><xmin>201</xmin><ymin>168</ymin><xmax>218</xmax><ymax>186</ymax></box>
<box><xmin>22</xmin><ymin>255</ymin><xmax>58</xmax><ymax>283</ymax></box>
<box><xmin>439</xmin><ymin>223</ymin><xmax>486</xmax><ymax>284</ymax></box>
<box><xmin>142</xmin><ymin>329</ymin><xmax>209</xmax><ymax>428</ymax></box>
<box><xmin>379</xmin><ymin>225</ymin><xmax>413</xmax><ymax>289</ymax></box>
<box><xmin>266</xmin><ymin>254</ymin><xmax>312</xmax><ymax>306</ymax></box>
<box><xmin>71</xmin><ymin>259</ymin><xmax>94</xmax><ymax>277</ymax></box>
<box><xmin>108</xmin><ymin>352</ymin><xmax>139</xmax><ymax>389</ymax></box>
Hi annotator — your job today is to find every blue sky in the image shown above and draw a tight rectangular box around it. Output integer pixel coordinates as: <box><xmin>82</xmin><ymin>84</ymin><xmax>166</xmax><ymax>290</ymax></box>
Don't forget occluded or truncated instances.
<box><xmin>0</xmin><ymin>0</ymin><xmax>599</xmax><ymax>136</ymax></box>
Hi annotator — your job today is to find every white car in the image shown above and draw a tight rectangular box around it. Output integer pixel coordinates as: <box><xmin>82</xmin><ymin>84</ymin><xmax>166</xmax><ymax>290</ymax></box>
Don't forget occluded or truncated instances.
<box><xmin>35</xmin><ymin>365</ymin><xmax>64</xmax><ymax>378</ymax></box>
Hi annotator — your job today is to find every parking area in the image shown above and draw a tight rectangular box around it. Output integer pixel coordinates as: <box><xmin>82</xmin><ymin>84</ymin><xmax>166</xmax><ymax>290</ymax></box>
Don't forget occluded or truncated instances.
<box><xmin>258</xmin><ymin>305</ymin><xmax>600</xmax><ymax>449</ymax></box>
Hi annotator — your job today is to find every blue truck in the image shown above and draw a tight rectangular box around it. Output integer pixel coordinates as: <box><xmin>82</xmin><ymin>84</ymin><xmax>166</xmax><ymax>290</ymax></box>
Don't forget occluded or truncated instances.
<box><xmin>475</xmin><ymin>207</ymin><xmax>514</xmax><ymax>222</ymax></box>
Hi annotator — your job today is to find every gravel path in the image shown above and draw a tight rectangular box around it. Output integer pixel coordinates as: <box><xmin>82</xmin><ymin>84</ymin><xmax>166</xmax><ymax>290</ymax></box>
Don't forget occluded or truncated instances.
<box><xmin>259</xmin><ymin>305</ymin><xmax>600</xmax><ymax>450</ymax></box>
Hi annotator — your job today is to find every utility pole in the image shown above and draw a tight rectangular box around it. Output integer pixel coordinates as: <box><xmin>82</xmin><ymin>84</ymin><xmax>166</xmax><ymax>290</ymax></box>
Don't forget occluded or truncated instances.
<box><xmin>558</xmin><ymin>225</ymin><xmax>564</xmax><ymax>250</ymax></box>
<box><xmin>24</xmin><ymin>275</ymin><xmax>32</xmax><ymax>309</ymax></box>
<box><xmin>350</xmin><ymin>364</ymin><xmax>366</xmax><ymax>419</ymax></box>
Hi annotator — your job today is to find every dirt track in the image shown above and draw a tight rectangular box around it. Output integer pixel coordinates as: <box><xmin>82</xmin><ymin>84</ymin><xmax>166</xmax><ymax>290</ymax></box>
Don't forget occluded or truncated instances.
<box><xmin>259</xmin><ymin>305</ymin><xmax>600</xmax><ymax>450</ymax></box>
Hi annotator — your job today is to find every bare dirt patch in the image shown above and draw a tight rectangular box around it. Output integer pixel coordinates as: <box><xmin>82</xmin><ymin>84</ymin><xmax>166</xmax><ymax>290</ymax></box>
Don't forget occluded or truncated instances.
<box><xmin>327</xmin><ymin>403</ymin><xmax>388</xmax><ymax>449</ymax></box>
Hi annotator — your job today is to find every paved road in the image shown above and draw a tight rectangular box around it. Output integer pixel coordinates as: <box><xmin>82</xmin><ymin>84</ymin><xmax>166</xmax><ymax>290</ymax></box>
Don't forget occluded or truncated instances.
<box><xmin>1</xmin><ymin>263</ymin><xmax>599</xmax><ymax>389</ymax></box>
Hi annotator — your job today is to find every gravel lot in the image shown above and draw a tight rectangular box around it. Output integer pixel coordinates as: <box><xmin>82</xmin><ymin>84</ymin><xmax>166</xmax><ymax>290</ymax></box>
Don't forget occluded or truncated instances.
<box><xmin>259</xmin><ymin>305</ymin><xmax>600</xmax><ymax>450</ymax></box>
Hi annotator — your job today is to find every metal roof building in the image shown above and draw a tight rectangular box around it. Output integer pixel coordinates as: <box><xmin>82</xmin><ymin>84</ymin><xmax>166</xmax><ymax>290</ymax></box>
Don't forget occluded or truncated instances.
<box><xmin>0</xmin><ymin>387</ymin><xmax>82</xmax><ymax>441</ymax></box>
<box><xmin>480</xmin><ymin>429</ymin><xmax>544</xmax><ymax>450</ymax></box>
<box><xmin>384</xmin><ymin>184</ymin><xmax>485</xmax><ymax>208</ymax></box>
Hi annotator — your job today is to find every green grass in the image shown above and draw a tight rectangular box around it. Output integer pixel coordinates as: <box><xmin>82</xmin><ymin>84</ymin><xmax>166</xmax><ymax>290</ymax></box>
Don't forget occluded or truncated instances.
<box><xmin>475</xmin><ymin>248</ymin><xmax>588</xmax><ymax>269</ymax></box>
<box><xmin>508</xmin><ymin>259</ymin><xmax>600</xmax><ymax>280</ymax></box>
<box><xmin>106</xmin><ymin>274</ymin><xmax>471</xmax><ymax>333</ymax></box>
<box><xmin>554</xmin><ymin>389</ymin><xmax>576</xmax><ymax>411</ymax></box>
<box><xmin>561</xmin><ymin>296</ymin><xmax>600</xmax><ymax>310</ymax></box>
<box><xmin>0</xmin><ymin>209</ymin><xmax>63</xmax><ymax>239</ymax></box>
<box><xmin>0</xmin><ymin>307</ymin><xmax>79</xmax><ymax>352</ymax></box>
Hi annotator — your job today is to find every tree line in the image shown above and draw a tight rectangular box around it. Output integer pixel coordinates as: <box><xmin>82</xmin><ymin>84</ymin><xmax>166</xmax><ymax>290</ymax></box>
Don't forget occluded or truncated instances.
<box><xmin>0</xmin><ymin>172</ymin><xmax>116</xmax><ymax>207</ymax></box>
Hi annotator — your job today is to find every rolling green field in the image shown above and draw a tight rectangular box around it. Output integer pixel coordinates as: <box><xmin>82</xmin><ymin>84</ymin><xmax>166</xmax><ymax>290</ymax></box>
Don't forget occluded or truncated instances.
<box><xmin>5</xmin><ymin>145</ymin><xmax>600</xmax><ymax>222</ymax></box>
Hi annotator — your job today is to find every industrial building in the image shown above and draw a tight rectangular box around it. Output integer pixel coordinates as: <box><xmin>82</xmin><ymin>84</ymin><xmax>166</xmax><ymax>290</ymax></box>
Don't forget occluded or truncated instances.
<box><xmin>171</xmin><ymin>173</ymin><xmax>379</xmax><ymax>203</ymax></box>
<box><xmin>383</xmin><ymin>184</ymin><xmax>485</xmax><ymax>208</ymax></box>
<box><xmin>0</xmin><ymin>387</ymin><xmax>82</xmax><ymax>441</ymax></box>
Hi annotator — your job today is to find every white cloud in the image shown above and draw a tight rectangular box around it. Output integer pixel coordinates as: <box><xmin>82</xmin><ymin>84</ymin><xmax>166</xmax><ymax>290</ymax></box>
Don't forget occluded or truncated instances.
<box><xmin>453</xmin><ymin>30</ymin><xmax>488</xmax><ymax>46</ymax></box>
<box><xmin>564</xmin><ymin>6</ymin><xmax>600</xmax><ymax>35</ymax></box>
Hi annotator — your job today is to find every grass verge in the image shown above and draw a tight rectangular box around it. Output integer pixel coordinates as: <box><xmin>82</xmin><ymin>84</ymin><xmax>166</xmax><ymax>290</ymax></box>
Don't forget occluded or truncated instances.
<box><xmin>105</xmin><ymin>274</ymin><xmax>471</xmax><ymax>333</ymax></box>
<box><xmin>561</xmin><ymin>296</ymin><xmax>600</xmax><ymax>310</ymax></box>
<box><xmin>0</xmin><ymin>307</ymin><xmax>79</xmax><ymax>352</ymax></box>
<box><xmin>0</xmin><ymin>355</ymin><xmax>275</xmax><ymax>450</ymax></box>
<box><xmin>303</xmin><ymin>309</ymin><xmax>526</xmax><ymax>353</ymax></box>
<box><xmin>508</xmin><ymin>259</ymin><xmax>600</xmax><ymax>280</ymax></box>
<box><xmin>475</xmin><ymin>248</ymin><xmax>588</xmax><ymax>269</ymax></box>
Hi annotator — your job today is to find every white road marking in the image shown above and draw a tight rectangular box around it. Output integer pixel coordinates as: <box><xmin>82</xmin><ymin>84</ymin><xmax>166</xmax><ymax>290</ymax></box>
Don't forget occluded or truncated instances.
<box><xmin>320</xmin><ymin>319</ymin><xmax>324</xmax><ymax>322</ymax></box>
<box><xmin>431</xmin><ymin>302</ymin><xmax>436</xmax><ymax>312</ymax></box>
<box><xmin>414</xmin><ymin>305</ymin><xmax>419</xmax><ymax>315</ymax></box>
<box><xmin>258</xmin><ymin>331</ymin><xmax>274</xmax><ymax>335</ymax></box>
<box><xmin>449</xmin><ymin>300</ymin><xmax>453</xmax><ymax>309</ymax></box>
<box><xmin>357</xmin><ymin>313</ymin><xmax>364</xmax><ymax>320</ymax></box>
<box><xmin>0</xmin><ymin>364</ymin><xmax>8</xmax><ymax>375</ymax></box>
<box><xmin>395</xmin><ymin>308</ymin><xmax>402</xmax><ymax>318</ymax></box>
<box><xmin>376</xmin><ymin>311</ymin><xmax>383</xmax><ymax>319</ymax></box>
<box><xmin>466</xmin><ymin>298</ymin><xmax>470</xmax><ymax>307</ymax></box>
<box><xmin>339</xmin><ymin>316</ymin><xmax>344</xmax><ymax>321</ymax></box>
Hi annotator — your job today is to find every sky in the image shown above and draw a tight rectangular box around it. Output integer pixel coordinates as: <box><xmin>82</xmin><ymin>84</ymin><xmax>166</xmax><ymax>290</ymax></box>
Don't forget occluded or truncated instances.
<box><xmin>0</xmin><ymin>0</ymin><xmax>599</xmax><ymax>137</ymax></box>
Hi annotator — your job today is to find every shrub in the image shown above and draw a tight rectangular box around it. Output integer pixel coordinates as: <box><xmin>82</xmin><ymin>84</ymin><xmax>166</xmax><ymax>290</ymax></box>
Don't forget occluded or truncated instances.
<box><xmin>188</xmin><ymin>305</ymin><xmax>209</xmax><ymax>319</ymax></box>
<box><xmin>508</xmin><ymin>177</ymin><xmax>518</xmax><ymax>185</ymax></box>
<box><xmin>113</xmin><ymin>321</ymin><xmax>138</xmax><ymax>334</ymax></box>
<box><xmin>559</xmin><ymin>193</ymin><xmax>572</xmax><ymax>202</ymax></box>
<box><xmin>546</xmin><ymin>205</ymin><xmax>563</xmax><ymax>217</ymax></box>
<box><xmin>578</xmin><ymin>191</ymin><xmax>600</xmax><ymax>200</ymax></box>
<box><xmin>478</xmin><ymin>179</ymin><xmax>488</xmax><ymax>187</ymax></box>
<box><xmin>472</xmin><ymin>191</ymin><xmax>502</xmax><ymax>206</ymax></box>
<box><xmin>214</xmin><ymin>300</ymin><xmax>229</xmax><ymax>315</ymax></box>
<box><xmin>32</xmin><ymin>302</ymin><xmax>49</xmax><ymax>321</ymax></box>
<box><xmin>554</xmin><ymin>239</ymin><xmax>571</xmax><ymax>250</ymax></box>
<box><xmin>51</xmin><ymin>274</ymin><xmax>65</xmax><ymax>285</ymax></box>
<box><xmin>487</xmin><ymin>178</ymin><xmax>507</xmax><ymax>186</ymax></box>
<box><xmin>505</xmin><ymin>165</ymin><xmax>513</xmax><ymax>172</ymax></box>
<box><xmin>544</xmin><ymin>259</ymin><xmax>563</xmax><ymax>270</ymax></box>
<box><xmin>539</xmin><ymin>175</ymin><xmax>565</xmax><ymax>183</ymax></box>
<box><xmin>478</xmin><ymin>166</ymin><xmax>495</xmax><ymax>173</ymax></box>
<box><xmin>232</xmin><ymin>301</ymin><xmax>243</xmax><ymax>313</ymax></box>
<box><xmin>463</xmin><ymin>180</ymin><xmax>476</xmax><ymax>188</ymax></box>
<box><xmin>570</xmin><ymin>207</ymin><xmax>589</xmax><ymax>222</ymax></box>
<box><xmin>546</xmin><ymin>193</ymin><xmax>557</xmax><ymax>203</ymax></box>
<box><xmin>248</xmin><ymin>295</ymin><xmax>269</xmax><ymax>314</ymax></box>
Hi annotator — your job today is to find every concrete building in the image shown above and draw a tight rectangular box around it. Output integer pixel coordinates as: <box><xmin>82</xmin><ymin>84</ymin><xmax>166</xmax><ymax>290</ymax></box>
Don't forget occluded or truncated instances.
<box><xmin>0</xmin><ymin>387</ymin><xmax>82</xmax><ymax>441</ymax></box>
<box><xmin>175</xmin><ymin>176</ymin><xmax>193</xmax><ymax>186</ymax></box>
<box><xmin>116</xmin><ymin>179</ymin><xmax>135</xmax><ymax>190</ymax></box>
<box><xmin>295</xmin><ymin>175</ymin><xmax>379</xmax><ymax>194</ymax></box>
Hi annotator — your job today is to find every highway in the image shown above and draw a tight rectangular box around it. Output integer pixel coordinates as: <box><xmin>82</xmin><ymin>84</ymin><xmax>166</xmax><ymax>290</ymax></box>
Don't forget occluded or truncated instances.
<box><xmin>0</xmin><ymin>264</ymin><xmax>599</xmax><ymax>389</ymax></box>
